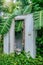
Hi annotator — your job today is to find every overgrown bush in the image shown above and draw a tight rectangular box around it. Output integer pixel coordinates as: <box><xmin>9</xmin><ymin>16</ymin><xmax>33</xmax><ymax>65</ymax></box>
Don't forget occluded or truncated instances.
<box><xmin>0</xmin><ymin>51</ymin><xmax>43</xmax><ymax>65</ymax></box>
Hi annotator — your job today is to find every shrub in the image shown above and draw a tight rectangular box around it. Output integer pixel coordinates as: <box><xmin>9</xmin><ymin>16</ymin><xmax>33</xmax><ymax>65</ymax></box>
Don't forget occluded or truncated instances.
<box><xmin>0</xmin><ymin>51</ymin><xmax>43</xmax><ymax>65</ymax></box>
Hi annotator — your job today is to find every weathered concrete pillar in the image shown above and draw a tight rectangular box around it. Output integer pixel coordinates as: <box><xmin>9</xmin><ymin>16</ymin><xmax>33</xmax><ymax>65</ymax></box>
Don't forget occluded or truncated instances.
<box><xmin>25</xmin><ymin>14</ymin><xmax>36</xmax><ymax>58</ymax></box>
<box><xmin>9</xmin><ymin>19</ymin><xmax>15</xmax><ymax>53</ymax></box>
<box><xmin>3</xmin><ymin>32</ymin><xmax>10</xmax><ymax>54</ymax></box>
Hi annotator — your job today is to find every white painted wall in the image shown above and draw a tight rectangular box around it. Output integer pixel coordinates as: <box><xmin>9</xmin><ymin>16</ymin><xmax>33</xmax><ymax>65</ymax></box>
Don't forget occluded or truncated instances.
<box><xmin>10</xmin><ymin>19</ymin><xmax>15</xmax><ymax>53</ymax></box>
<box><xmin>3</xmin><ymin>20</ymin><xmax>15</xmax><ymax>53</ymax></box>
<box><xmin>3</xmin><ymin>32</ymin><xmax>10</xmax><ymax>54</ymax></box>
<box><xmin>25</xmin><ymin>14</ymin><xmax>36</xmax><ymax>58</ymax></box>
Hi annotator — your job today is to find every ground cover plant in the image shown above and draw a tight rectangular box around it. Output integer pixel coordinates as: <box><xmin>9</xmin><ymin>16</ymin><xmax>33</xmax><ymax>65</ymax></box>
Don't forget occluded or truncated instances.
<box><xmin>0</xmin><ymin>51</ymin><xmax>43</xmax><ymax>65</ymax></box>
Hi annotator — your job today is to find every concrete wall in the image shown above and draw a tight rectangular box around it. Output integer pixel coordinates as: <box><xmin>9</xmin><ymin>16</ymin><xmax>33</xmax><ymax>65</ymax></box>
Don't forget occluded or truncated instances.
<box><xmin>3</xmin><ymin>32</ymin><xmax>10</xmax><ymax>54</ymax></box>
<box><xmin>3</xmin><ymin>14</ymin><xmax>36</xmax><ymax>58</ymax></box>
<box><xmin>25</xmin><ymin>14</ymin><xmax>36</xmax><ymax>58</ymax></box>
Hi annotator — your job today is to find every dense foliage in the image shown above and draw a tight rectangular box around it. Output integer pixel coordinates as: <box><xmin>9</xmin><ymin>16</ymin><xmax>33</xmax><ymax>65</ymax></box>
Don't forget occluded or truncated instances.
<box><xmin>36</xmin><ymin>27</ymin><xmax>43</xmax><ymax>57</ymax></box>
<box><xmin>0</xmin><ymin>0</ymin><xmax>43</xmax><ymax>60</ymax></box>
<box><xmin>0</xmin><ymin>51</ymin><xmax>43</xmax><ymax>65</ymax></box>
<box><xmin>33</xmin><ymin>10</ymin><xmax>43</xmax><ymax>29</ymax></box>
<box><xmin>0</xmin><ymin>0</ymin><xmax>23</xmax><ymax>34</ymax></box>
<box><xmin>0</xmin><ymin>0</ymin><xmax>43</xmax><ymax>34</ymax></box>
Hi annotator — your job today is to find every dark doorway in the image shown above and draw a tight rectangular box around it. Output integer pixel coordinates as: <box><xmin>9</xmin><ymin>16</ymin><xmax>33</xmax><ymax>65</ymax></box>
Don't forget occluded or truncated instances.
<box><xmin>15</xmin><ymin>20</ymin><xmax>25</xmax><ymax>52</ymax></box>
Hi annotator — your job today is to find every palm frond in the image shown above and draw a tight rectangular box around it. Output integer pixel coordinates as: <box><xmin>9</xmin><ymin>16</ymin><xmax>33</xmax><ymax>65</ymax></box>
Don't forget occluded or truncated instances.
<box><xmin>23</xmin><ymin>4</ymin><xmax>32</xmax><ymax>14</ymax></box>
<box><xmin>0</xmin><ymin>12</ymin><xmax>16</xmax><ymax>35</ymax></box>
<box><xmin>33</xmin><ymin>10</ymin><xmax>43</xmax><ymax>30</ymax></box>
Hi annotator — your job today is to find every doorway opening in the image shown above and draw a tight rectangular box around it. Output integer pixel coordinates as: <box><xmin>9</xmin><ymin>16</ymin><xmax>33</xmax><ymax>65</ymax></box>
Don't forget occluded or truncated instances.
<box><xmin>15</xmin><ymin>20</ymin><xmax>25</xmax><ymax>52</ymax></box>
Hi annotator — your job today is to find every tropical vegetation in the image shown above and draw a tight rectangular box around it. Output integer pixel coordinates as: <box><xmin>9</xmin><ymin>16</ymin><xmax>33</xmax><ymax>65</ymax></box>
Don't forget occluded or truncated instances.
<box><xmin>0</xmin><ymin>51</ymin><xmax>43</xmax><ymax>65</ymax></box>
<box><xmin>0</xmin><ymin>0</ymin><xmax>43</xmax><ymax>65</ymax></box>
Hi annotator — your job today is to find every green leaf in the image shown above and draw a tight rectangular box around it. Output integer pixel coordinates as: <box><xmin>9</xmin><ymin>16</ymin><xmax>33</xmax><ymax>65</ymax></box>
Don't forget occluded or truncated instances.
<box><xmin>0</xmin><ymin>12</ymin><xmax>16</xmax><ymax>35</ymax></box>
<box><xmin>33</xmin><ymin>10</ymin><xmax>43</xmax><ymax>30</ymax></box>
